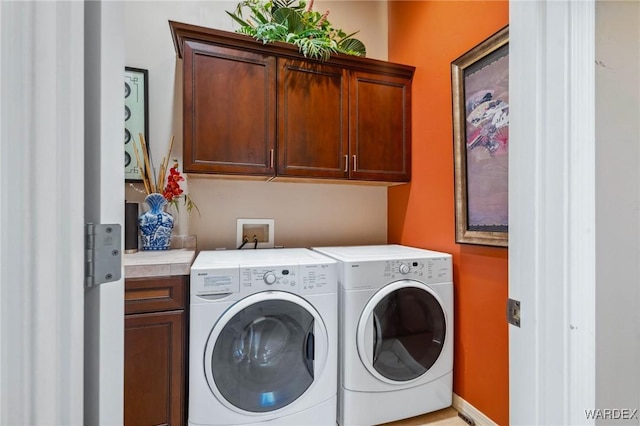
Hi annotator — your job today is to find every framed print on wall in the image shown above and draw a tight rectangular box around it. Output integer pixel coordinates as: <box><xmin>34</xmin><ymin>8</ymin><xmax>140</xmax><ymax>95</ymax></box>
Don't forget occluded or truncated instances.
<box><xmin>451</xmin><ymin>26</ymin><xmax>509</xmax><ymax>247</ymax></box>
<box><xmin>124</xmin><ymin>67</ymin><xmax>149</xmax><ymax>182</ymax></box>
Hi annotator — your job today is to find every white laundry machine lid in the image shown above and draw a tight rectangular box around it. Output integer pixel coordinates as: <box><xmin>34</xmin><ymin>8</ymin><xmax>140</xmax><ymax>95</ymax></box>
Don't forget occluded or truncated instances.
<box><xmin>312</xmin><ymin>244</ymin><xmax>451</xmax><ymax>262</ymax></box>
<box><xmin>192</xmin><ymin>248</ymin><xmax>336</xmax><ymax>269</ymax></box>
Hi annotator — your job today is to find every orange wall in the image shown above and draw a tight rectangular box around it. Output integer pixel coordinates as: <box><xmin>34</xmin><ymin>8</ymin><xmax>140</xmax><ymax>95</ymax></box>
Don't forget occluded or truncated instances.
<box><xmin>387</xmin><ymin>2</ymin><xmax>509</xmax><ymax>425</ymax></box>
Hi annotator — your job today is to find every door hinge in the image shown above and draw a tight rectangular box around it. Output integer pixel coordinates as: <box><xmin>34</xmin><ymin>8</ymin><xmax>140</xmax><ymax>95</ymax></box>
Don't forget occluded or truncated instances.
<box><xmin>507</xmin><ymin>298</ymin><xmax>521</xmax><ymax>327</ymax></box>
<box><xmin>85</xmin><ymin>223</ymin><xmax>122</xmax><ymax>288</ymax></box>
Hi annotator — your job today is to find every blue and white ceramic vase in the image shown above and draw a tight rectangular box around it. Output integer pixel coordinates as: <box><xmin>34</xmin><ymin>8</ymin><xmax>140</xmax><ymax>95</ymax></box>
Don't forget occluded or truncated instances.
<box><xmin>139</xmin><ymin>193</ymin><xmax>174</xmax><ymax>251</ymax></box>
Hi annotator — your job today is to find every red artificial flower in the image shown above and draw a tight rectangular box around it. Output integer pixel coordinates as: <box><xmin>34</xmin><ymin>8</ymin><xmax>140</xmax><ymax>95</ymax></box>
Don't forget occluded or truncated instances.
<box><xmin>162</xmin><ymin>163</ymin><xmax>185</xmax><ymax>202</ymax></box>
<box><xmin>157</xmin><ymin>161</ymin><xmax>199</xmax><ymax>214</ymax></box>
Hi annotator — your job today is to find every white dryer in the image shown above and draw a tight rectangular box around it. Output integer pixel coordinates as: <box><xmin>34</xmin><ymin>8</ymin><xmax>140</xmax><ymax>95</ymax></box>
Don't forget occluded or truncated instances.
<box><xmin>189</xmin><ymin>248</ymin><xmax>338</xmax><ymax>426</ymax></box>
<box><xmin>312</xmin><ymin>245</ymin><xmax>453</xmax><ymax>426</ymax></box>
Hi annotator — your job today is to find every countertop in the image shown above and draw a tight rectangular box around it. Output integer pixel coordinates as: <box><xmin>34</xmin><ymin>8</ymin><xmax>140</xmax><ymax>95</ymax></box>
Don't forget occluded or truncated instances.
<box><xmin>124</xmin><ymin>248</ymin><xmax>196</xmax><ymax>278</ymax></box>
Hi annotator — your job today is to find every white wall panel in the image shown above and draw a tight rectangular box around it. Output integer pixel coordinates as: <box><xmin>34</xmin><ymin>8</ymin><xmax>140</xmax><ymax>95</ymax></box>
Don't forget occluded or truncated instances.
<box><xmin>595</xmin><ymin>2</ymin><xmax>640</xmax><ymax>423</ymax></box>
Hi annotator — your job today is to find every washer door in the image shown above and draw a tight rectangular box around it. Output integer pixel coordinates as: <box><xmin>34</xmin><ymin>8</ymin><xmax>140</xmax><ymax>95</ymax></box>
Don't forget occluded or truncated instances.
<box><xmin>204</xmin><ymin>291</ymin><xmax>328</xmax><ymax>413</ymax></box>
<box><xmin>357</xmin><ymin>280</ymin><xmax>447</xmax><ymax>383</ymax></box>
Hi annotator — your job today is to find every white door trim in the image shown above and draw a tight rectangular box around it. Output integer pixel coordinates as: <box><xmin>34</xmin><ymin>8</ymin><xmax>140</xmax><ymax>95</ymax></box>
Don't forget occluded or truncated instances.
<box><xmin>509</xmin><ymin>1</ymin><xmax>595</xmax><ymax>424</ymax></box>
<box><xmin>84</xmin><ymin>2</ymin><xmax>125</xmax><ymax>425</ymax></box>
<box><xmin>0</xmin><ymin>2</ymin><xmax>85</xmax><ymax>424</ymax></box>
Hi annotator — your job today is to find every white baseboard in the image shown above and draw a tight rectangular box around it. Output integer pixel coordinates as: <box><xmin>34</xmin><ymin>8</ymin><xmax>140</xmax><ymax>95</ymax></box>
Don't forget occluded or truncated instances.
<box><xmin>452</xmin><ymin>393</ymin><xmax>498</xmax><ymax>426</ymax></box>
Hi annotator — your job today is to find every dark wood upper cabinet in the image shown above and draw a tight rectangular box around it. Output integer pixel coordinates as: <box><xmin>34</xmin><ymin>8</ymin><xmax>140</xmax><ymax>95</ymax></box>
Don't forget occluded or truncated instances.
<box><xmin>183</xmin><ymin>41</ymin><xmax>276</xmax><ymax>176</ymax></box>
<box><xmin>278</xmin><ymin>58</ymin><xmax>349</xmax><ymax>179</ymax></box>
<box><xmin>171</xmin><ymin>21</ymin><xmax>414</xmax><ymax>184</ymax></box>
<box><xmin>349</xmin><ymin>71</ymin><xmax>412</xmax><ymax>182</ymax></box>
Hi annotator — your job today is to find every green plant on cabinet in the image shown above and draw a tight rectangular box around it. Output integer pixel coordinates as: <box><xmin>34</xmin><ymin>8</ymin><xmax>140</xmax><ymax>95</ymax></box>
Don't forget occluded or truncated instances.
<box><xmin>226</xmin><ymin>0</ymin><xmax>366</xmax><ymax>61</ymax></box>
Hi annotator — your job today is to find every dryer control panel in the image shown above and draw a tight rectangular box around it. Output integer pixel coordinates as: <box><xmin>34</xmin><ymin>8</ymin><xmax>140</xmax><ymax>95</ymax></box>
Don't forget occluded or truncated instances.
<box><xmin>386</xmin><ymin>259</ymin><xmax>425</xmax><ymax>278</ymax></box>
<box><xmin>342</xmin><ymin>256</ymin><xmax>452</xmax><ymax>290</ymax></box>
<box><xmin>386</xmin><ymin>257</ymin><xmax>452</xmax><ymax>282</ymax></box>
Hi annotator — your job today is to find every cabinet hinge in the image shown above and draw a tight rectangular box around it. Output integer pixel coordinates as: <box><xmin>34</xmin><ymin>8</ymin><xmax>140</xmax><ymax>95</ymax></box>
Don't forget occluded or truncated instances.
<box><xmin>85</xmin><ymin>223</ymin><xmax>122</xmax><ymax>288</ymax></box>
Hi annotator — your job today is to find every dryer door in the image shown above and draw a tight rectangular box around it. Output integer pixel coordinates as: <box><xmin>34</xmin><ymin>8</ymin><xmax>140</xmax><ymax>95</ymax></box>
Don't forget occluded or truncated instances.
<box><xmin>357</xmin><ymin>280</ymin><xmax>447</xmax><ymax>383</ymax></box>
<box><xmin>204</xmin><ymin>291</ymin><xmax>328</xmax><ymax>414</ymax></box>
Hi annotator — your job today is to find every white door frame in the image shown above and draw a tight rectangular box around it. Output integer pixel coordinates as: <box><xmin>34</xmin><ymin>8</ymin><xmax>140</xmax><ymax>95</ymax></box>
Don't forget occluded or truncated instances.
<box><xmin>84</xmin><ymin>2</ymin><xmax>125</xmax><ymax>425</ymax></box>
<box><xmin>0</xmin><ymin>1</ymin><xmax>124</xmax><ymax>424</ymax></box>
<box><xmin>509</xmin><ymin>1</ymin><xmax>596</xmax><ymax>424</ymax></box>
<box><xmin>0</xmin><ymin>1</ymin><xmax>86</xmax><ymax>424</ymax></box>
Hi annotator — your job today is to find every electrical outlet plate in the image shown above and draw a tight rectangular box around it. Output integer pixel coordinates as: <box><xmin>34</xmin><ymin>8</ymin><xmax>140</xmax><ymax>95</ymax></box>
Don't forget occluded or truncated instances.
<box><xmin>236</xmin><ymin>218</ymin><xmax>275</xmax><ymax>249</ymax></box>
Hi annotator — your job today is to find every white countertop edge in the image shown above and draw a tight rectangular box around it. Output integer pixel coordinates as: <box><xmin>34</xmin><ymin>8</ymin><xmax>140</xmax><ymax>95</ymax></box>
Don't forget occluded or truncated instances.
<box><xmin>124</xmin><ymin>249</ymin><xmax>196</xmax><ymax>278</ymax></box>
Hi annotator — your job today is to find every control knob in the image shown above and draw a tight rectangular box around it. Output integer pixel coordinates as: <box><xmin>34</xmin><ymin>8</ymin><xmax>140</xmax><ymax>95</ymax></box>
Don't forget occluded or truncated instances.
<box><xmin>263</xmin><ymin>272</ymin><xmax>277</xmax><ymax>285</ymax></box>
<box><xmin>399</xmin><ymin>263</ymin><xmax>410</xmax><ymax>274</ymax></box>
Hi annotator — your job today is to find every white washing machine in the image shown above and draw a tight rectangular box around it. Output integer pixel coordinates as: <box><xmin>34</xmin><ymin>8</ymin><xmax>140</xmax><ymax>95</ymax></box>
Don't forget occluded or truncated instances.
<box><xmin>189</xmin><ymin>248</ymin><xmax>338</xmax><ymax>426</ymax></box>
<box><xmin>312</xmin><ymin>245</ymin><xmax>453</xmax><ymax>426</ymax></box>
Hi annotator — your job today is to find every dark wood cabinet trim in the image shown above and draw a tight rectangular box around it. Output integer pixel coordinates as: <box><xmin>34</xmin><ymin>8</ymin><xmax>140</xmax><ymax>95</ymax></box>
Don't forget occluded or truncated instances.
<box><xmin>169</xmin><ymin>20</ymin><xmax>415</xmax><ymax>78</ymax></box>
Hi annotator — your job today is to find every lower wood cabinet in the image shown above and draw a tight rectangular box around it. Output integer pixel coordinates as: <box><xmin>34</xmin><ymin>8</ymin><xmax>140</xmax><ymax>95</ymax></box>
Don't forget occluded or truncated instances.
<box><xmin>124</xmin><ymin>276</ymin><xmax>188</xmax><ymax>426</ymax></box>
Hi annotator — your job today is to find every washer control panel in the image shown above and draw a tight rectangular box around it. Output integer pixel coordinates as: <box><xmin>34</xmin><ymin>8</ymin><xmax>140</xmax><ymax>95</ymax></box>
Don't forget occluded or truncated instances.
<box><xmin>239</xmin><ymin>262</ymin><xmax>337</xmax><ymax>294</ymax></box>
<box><xmin>242</xmin><ymin>265</ymin><xmax>299</xmax><ymax>291</ymax></box>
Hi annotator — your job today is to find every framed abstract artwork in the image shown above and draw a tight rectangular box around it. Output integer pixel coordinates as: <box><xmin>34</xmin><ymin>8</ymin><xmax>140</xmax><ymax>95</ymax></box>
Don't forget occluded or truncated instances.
<box><xmin>124</xmin><ymin>67</ymin><xmax>149</xmax><ymax>182</ymax></box>
<box><xmin>452</xmin><ymin>26</ymin><xmax>509</xmax><ymax>247</ymax></box>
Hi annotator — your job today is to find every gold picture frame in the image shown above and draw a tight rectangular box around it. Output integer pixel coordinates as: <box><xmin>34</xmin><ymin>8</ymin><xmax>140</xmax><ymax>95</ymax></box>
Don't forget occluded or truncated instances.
<box><xmin>452</xmin><ymin>26</ymin><xmax>509</xmax><ymax>247</ymax></box>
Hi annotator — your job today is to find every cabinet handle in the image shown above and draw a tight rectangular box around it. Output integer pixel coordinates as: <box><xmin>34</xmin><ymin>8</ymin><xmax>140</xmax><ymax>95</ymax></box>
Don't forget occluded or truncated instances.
<box><xmin>352</xmin><ymin>155</ymin><xmax>357</xmax><ymax>172</ymax></box>
<box><xmin>344</xmin><ymin>155</ymin><xmax>348</xmax><ymax>172</ymax></box>
<box><xmin>270</xmin><ymin>149</ymin><xmax>274</xmax><ymax>168</ymax></box>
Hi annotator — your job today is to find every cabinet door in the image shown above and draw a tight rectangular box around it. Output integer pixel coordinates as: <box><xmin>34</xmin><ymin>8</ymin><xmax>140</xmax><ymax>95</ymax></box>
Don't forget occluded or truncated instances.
<box><xmin>349</xmin><ymin>71</ymin><xmax>412</xmax><ymax>182</ymax></box>
<box><xmin>124</xmin><ymin>311</ymin><xmax>184</xmax><ymax>426</ymax></box>
<box><xmin>183</xmin><ymin>40</ymin><xmax>276</xmax><ymax>176</ymax></box>
<box><xmin>277</xmin><ymin>59</ymin><xmax>349</xmax><ymax>179</ymax></box>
